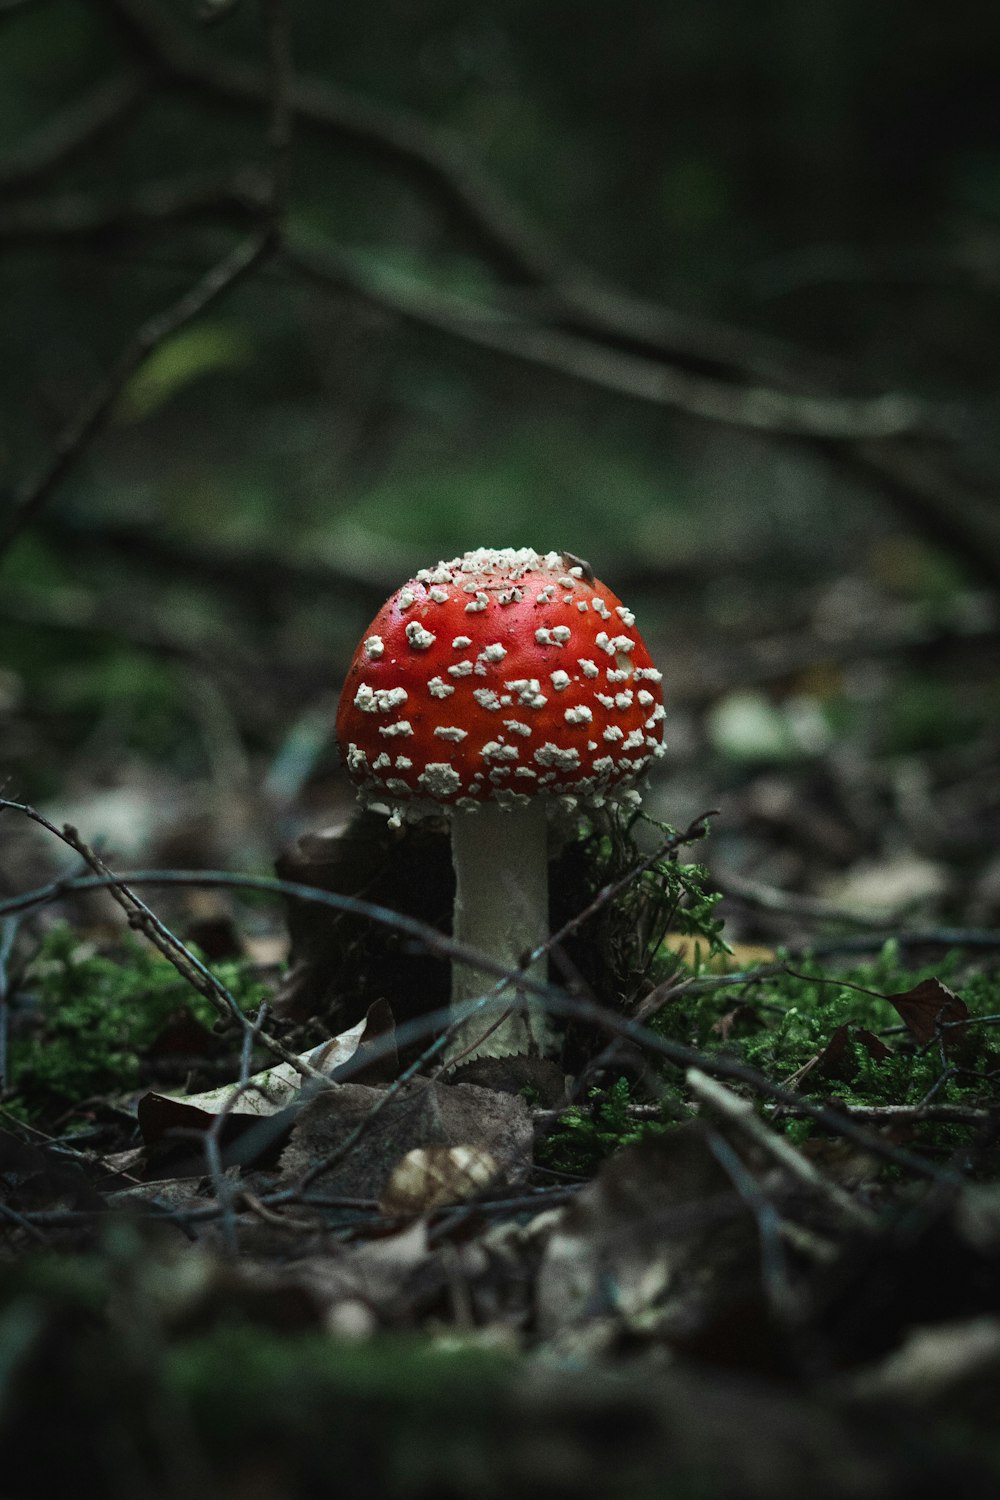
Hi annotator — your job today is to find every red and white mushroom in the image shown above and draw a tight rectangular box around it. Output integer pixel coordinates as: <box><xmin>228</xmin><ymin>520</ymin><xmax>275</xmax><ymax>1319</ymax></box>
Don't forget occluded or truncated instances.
<box><xmin>335</xmin><ymin>547</ymin><xmax>665</xmax><ymax>1061</ymax></box>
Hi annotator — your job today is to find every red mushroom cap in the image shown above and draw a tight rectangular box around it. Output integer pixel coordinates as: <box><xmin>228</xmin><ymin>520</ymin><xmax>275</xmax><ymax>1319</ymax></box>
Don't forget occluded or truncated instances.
<box><xmin>335</xmin><ymin>548</ymin><xmax>665</xmax><ymax>817</ymax></box>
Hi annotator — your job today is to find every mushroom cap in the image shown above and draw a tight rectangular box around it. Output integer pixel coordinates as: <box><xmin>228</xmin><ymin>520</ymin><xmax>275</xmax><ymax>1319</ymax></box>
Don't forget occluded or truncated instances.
<box><xmin>335</xmin><ymin>547</ymin><xmax>665</xmax><ymax>816</ymax></box>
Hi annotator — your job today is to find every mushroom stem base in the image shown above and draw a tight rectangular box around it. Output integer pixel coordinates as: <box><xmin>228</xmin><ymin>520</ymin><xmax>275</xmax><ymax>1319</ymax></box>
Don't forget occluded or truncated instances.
<box><xmin>447</xmin><ymin>800</ymin><xmax>553</xmax><ymax>1062</ymax></box>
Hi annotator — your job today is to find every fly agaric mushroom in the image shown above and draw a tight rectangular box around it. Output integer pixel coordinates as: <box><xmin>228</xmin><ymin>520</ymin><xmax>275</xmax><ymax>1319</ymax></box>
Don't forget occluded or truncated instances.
<box><xmin>335</xmin><ymin>547</ymin><xmax>665</xmax><ymax>1061</ymax></box>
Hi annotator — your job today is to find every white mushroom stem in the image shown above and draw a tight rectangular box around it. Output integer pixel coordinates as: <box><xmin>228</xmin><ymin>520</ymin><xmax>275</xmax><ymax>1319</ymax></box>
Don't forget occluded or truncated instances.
<box><xmin>447</xmin><ymin>800</ymin><xmax>553</xmax><ymax>1062</ymax></box>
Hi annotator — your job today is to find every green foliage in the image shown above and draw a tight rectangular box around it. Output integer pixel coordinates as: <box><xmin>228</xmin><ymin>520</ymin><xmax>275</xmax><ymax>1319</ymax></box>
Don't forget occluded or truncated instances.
<box><xmin>536</xmin><ymin>1076</ymin><xmax>670</xmax><ymax>1174</ymax></box>
<box><xmin>648</xmin><ymin>942</ymin><xmax>1000</xmax><ymax>1141</ymax></box>
<box><xmin>880</xmin><ymin>672</ymin><xmax>985</xmax><ymax>756</ymax></box>
<box><xmin>554</xmin><ymin>810</ymin><xmax>727</xmax><ymax>1023</ymax></box>
<box><xmin>8</xmin><ymin>924</ymin><xmax>266</xmax><ymax>1110</ymax></box>
<box><xmin>116</xmin><ymin>322</ymin><xmax>255</xmax><ymax>422</ymax></box>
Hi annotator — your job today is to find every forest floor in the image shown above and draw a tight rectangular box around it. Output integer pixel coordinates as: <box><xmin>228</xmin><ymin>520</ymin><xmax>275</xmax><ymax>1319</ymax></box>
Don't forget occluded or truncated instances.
<box><xmin>0</xmin><ymin>540</ymin><xmax>999</xmax><ymax>1499</ymax></box>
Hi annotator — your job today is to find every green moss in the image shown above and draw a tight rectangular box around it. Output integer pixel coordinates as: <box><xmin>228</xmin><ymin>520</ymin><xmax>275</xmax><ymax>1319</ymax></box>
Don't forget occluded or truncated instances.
<box><xmin>7</xmin><ymin>923</ymin><xmax>267</xmax><ymax>1112</ymax></box>
<box><xmin>536</xmin><ymin>1076</ymin><xmax>672</xmax><ymax>1174</ymax></box>
<box><xmin>647</xmin><ymin>942</ymin><xmax>1000</xmax><ymax>1146</ymax></box>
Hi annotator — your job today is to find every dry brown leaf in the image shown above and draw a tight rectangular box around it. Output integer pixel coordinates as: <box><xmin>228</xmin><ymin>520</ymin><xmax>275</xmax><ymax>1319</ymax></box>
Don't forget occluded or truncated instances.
<box><xmin>815</xmin><ymin>1024</ymin><xmax>893</xmax><ymax>1080</ymax></box>
<box><xmin>883</xmin><ymin>978</ymin><xmax>970</xmax><ymax>1050</ymax></box>
<box><xmin>137</xmin><ymin>1008</ymin><xmax>383</xmax><ymax>1151</ymax></box>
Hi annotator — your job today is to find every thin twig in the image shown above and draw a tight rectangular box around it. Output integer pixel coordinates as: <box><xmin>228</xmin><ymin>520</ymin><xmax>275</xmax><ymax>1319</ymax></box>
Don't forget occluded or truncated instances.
<box><xmin>704</xmin><ymin>1129</ymin><xmax>798</xmax><ymax>1324</ymax></box>
<box><xmin>0</xmin><ymin>801</ymin><xmax>330</xmax><ymax>1081</ymax></box>
<box><xmin>539</xmin><ymin>812</ymin><xmax>717</xmax><ymax>962</ymax></box>
<box><xmin>687</xmin><ymin>1068</ymin><xmax>878</xmax><ymax>1230</ymax></box>
<box><xmin>798</xmin><ymin>1101</ymin><xmax>994</xmax><ymax>1125</ymax></box>
<box><xmin>0</xmin><ymin>802</ymin><xmax>985</xmax><ymax>1187</ymax></box>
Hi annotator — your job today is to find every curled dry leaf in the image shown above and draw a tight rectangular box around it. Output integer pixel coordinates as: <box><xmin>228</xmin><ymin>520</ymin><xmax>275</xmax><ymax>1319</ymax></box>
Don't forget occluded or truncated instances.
<box><xmin>379</xmin><ymin>1145</ymin><xmax>500</xmax><ymax>1217</ymax></box>
<box><xmin>137</xmin><ymin>1010</ymin><xmax>377</xmax><ymax>1150</ymax></box>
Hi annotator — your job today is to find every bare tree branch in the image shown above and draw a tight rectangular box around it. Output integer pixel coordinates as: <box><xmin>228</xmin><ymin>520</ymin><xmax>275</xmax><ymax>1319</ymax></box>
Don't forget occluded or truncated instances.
<box><xmin>284</xmin><ymin>239</ymin><xmax>932</xmax><ymax>442</ymax></box>
<box><xmin>0</xmin><ymin>73</ymin><xmax>147</xmax><ymax>191</ymax></box>
<box><xmin>92</xmin><ymin>0</ymin><xmax>562</xmax><ymax>286</ymax></box>
<box><xmin>0</xmin><ymin>230</ymin><xmax>269</xmax><ymax>561</ymax></box>
<box><xmin>0</xmin><ymin>0</ymin><xmax>296</xmax><ymax>559</ymax></box>
<box><xmin>1</xmin><ymin>0</ymin><xmax>995</xmax><ymax>584</ymax></box>
<box><xmin>0</xmin><ymin>171</ymin><xmax>267</xmax><ymax>241</ymax></box>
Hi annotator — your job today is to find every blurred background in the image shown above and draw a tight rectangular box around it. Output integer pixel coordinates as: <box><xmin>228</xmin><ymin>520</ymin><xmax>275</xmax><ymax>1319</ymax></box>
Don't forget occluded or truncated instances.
<box><xmin>1</xmin><ymin>0</ymin><xmax>999</xmax><ymax>941</ymax></box>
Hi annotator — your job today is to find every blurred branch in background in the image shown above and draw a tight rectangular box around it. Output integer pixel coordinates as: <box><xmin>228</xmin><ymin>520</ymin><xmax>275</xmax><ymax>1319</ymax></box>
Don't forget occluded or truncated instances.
<box><xmin>0</xmin><ymin>231</ymin><xmax>270</xmax><ymax>560</ymax></box>
<box><xmin>0</xmin><ymin>0</ymin><xmax>293</xmax><ymax>561</ymax></box>
<box><xmin>1</xmin><ymin>0</ymin><xmax>997</xmax><ymax>588</ymax></box>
